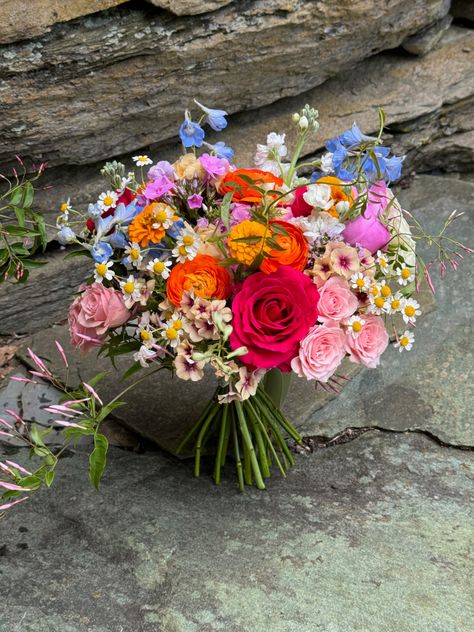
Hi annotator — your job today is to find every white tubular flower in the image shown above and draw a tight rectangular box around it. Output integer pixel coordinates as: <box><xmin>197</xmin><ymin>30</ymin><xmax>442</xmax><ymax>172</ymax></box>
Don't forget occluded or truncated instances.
<box><xmin>303</xmin><ymin>183</ymin><xmax>333</xmax><ymax>211</ymax></box>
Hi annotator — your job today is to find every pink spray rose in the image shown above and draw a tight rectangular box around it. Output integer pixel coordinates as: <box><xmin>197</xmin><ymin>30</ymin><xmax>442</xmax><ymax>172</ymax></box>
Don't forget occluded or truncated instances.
<box><xmin>317</xmin><ymin>276</ymin><xmax>359</xmax><ymax>323</ymax></box>
<box><xmin>69</xmin><ymin>283</ymin><xmax>130</xmax><ymax>353</ymax></box>
<box><xmin>342</xmin><ymin>181</ymin><xmax>391</xmax><ymax>254</ymax></box>
<box><xmin>230</xmin><ymin>266</ymin><xmax>320</xmax><ymax>371</ymax></box>
<box><xmin>291</xmin><ymin>322</ymin><xmax>347</xmax><ymax>382</ymax></box>
<box><xmin>345</xmin><ymin>314</ymin><xmax>389</xmax><ymax>368</ymax></box>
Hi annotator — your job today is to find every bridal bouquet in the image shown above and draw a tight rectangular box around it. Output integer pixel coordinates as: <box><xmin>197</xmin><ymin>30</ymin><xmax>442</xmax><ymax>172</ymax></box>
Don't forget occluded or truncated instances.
<box><xmin>1</xmin><ymin>101</ymin><xmax>470</xmax><ymax>509</ymax></box>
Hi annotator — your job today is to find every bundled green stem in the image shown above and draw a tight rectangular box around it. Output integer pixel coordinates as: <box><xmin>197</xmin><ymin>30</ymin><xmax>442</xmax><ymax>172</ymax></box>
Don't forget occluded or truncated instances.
<box><xmin>176</xmin><ymin>385</ymin><xmax>302</xmax><ymax>491</ymax></box>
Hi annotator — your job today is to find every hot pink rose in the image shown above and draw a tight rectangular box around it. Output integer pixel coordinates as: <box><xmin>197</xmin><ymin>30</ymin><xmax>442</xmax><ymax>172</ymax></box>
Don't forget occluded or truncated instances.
<box><xmin>346</xmin><ymin>314</ymin><xmax>388</xmax><ymax>368</ymax></box>
<box><xmin>342</xmin><ymin>181</ymin><xmax>391</xmax><ymax>253</ymax></box>
<box><xmin>291</xmin><ymin>323</ymin><xmax>347</xmax><ymax>382</ymax></box>
<box><xmin>69</xmin><ymin>283</ymin><xmax>130</xmax><ymax>353</ymax></box>
<box><xmin>230</xmin><ymin>266</ymin><xmax>319</xmax><ymax>371</ymax></box>
<box><xmin>318</xmin><ymin>276</ymin><xmax>358</xmax><ymax>323</ymax></box>
<box><xmin>290</xmin><ymin>185</ymin><xmax>313</xmax><ymax>217</ymax></box>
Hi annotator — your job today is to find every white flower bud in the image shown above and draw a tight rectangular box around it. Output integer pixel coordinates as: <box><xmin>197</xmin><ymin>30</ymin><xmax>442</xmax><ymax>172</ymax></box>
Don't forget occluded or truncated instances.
<box><xmin>298</xmin><ymin>116</ymin><xmax>309</xmax><ymax>130</ymax></box>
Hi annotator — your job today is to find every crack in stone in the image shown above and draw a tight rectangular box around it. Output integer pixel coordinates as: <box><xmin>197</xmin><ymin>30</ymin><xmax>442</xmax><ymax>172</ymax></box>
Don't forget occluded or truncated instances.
<box><xmin>301</xmin><ymin>426</ymin><xmax>474</xmax><ymax>453</ymax></box>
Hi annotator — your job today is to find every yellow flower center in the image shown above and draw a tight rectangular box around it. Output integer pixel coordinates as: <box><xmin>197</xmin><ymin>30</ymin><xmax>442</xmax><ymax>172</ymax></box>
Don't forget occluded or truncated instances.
<box><xmin>137</xmin><ymin>156</ymin><xmax>146</xmax><ymax>162</ymax></box>
<box><xmin>153</xmin><ymin>261</ymin><xmax>165</xmax><ymax>273</ymax></box>
<box><xmin>356</xmin><ymin>278</ymin><xmax>365</xmax><ymax>288</ymax></box>
<box><xmin>140</xmin><ymin>330</ymin><xmax>151</xmax><ymax>341</ymax></box>
<box><xmin>404</xmin><ymin>305</ymin><xmax>416</xmax><ymax>317</ymax></box>
<box><xmin>155</xmin><ymin>209</ymin><xmax>168</xmax><ymax>223</ymax></box>
<box><xmin>400</xmin><ymin>336</ymin><xmax>410</xmax><ymax>347</ymax></box>
<box><xmin>352</xmin><ymin>321</ymin><xmax>362</xmax><ymax>333</ymax></box>
<box><xmin>371</xmin><ymin>286</ymin><xmax>380</xmax><ymax>297</ymax></box>
<box><xmin>381</xmin><ymin>285</ymin><xmax>391</xmax><ymax>298</ymax></box>
<box><xmin>60</xmin><ymin>202</ymin><xmax>69</xmax><ymax>213</ymax></box>
<box><xmin>103</xmin><ymin>195</ymin><xmax>114</xmax><ymax>207</ymax></box>
<box><xmin>124</xmin><ymin>281</ymin><xmax>135</xmax><ymax>294</ymax></box>
<box><xmin>380</xmin><ymin>258</ymin><xmax>387</xmax><ymax>268</ymax></box>
<box><xmin>374</xmin><ymin>297</ymin><xmax>385</xmax><ymax>309</ymax></box>
<box><xmin>178</xmin><ymin>245</ymin><xmax>188</xmax><ymax>257</ymax></box>
<box><xmin>173</xmin><ymin>319</ymin><xmax>183</xmax><ymax>331</ymax></box>
<box><xmin>182</xmin><ymin>235</ymin><xmax>194</xmax><ymax>247</ymax></box>
<box><xmin>166</xmin><ymin>327</ymin><xmax>178</xmax><ymax>340</ymax></box>
<box><xmin>96</xmin><ymin>263</ymin><xmax>108</xmax><ymax>277</ymax></box>
<box><xmin>401</xmin><ymin>268</ymin><xmax>411</xmax><ymax>279</ymax></box>
<box><xmin>129</xmin><ymin>248</ymin><xmax>140</xmax><ymax>260</ymax></box>
<box><xmin>391</xmin><ymin>299</ymin><xmax>401</xmax><ymax>310</ymax></box>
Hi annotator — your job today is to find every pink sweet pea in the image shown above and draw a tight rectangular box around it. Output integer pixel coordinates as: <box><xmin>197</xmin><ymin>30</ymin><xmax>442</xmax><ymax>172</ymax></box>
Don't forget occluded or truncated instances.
<box><xmin>342</xmin><ymin>181</ymin><xmax>391</xmax><ymax>254</ymax></box>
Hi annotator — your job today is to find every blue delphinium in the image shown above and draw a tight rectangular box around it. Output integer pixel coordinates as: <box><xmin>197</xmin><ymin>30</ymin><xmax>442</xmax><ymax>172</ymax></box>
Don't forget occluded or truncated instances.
<box><xmin>326</xmin><ymin>121</ymin><xmax>404</xmax><ymax>183</ymax></box>
<box><xmin>91</xmin><ymin>241</ymin><xmax>113</xmax><ymax>263</ymax></box>
<box><xmin>212</xmin><ymin>141</ymin><xmax>234</xmax><ymax>160</ymax></box>
<box><xmin>194</xmin><ymin>99</ymin><xmax>228</xmax><ymax>132</ymax></box>
<box><xmin>57</xmin><ymin>226</ymin><xmax>76</xmax><ymax>245</ymax></box>
<box><xmin>179</xmin><ymin>119</ymin><xmax>205</xmax><ymax>148</ymax></box>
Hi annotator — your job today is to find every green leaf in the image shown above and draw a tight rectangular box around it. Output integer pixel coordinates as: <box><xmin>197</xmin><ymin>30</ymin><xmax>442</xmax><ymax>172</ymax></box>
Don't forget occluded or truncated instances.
<box><xmin>23</xmin><ymin>182</ymin><xmax>34</xmax><ymax>208</ymax></box>
<box><xmin>89</xmin><ymin>433</ymin><xmax>109</xmax><ymax>490</ymax></box>
<box><xmin>231</xmin><ymin>235</ymin><xmax>263</xmax><ymax>245</ymax></box>
<box><xmin>3</xmin><ymin>225</ymin><xmax>39</xmax><ymax>237</ymax></box>
<box><xmin>220</xmin><ymin>191</ymin><xmax>233</xmax><ymax>229</ymax></box>
<box><xmin>30</xmin><ymin>423</ymin><xmax>47</xmax><ymax>448</ymax></box>
<box><xmin>86</xmin><ymin>371</ymin><xmax>108</xmax><ymax>388</ymax></box>
<box><xmin>9</xmin><ymin>187</ymin><xmax>23</xmax><ymax>207</ymax></box>
<box><xmin>13</xmin><ymin>206</ymin><xmax>25</xmax><ymax>227</ymax></box>
<box><xmin>269</xmin><ymin>223</ymin><xmax>288</xmax><ymax>236</ymax></box>
<box><xmin>64</xmin><ymin>249</ymin><xmax>92</xmax><ymax>260</ymax></box>
<box><xmin>44</xmin><ymin>470</ymin><xmax>55</xmax><ymax>488</ymax></box>
<box><xmin>21</xmin><ymin>258</ymin><xmax>48</xmax><ymax>269</ymax></box>
<box><xmin>121</xmin><ymin>361</ymin><xmax>143</xmax><ymax>380</ymax></box>
<box><xmin>31</xmin><ymin>212</ymin><xmax>47</xmax><ymax>252</ymax></box>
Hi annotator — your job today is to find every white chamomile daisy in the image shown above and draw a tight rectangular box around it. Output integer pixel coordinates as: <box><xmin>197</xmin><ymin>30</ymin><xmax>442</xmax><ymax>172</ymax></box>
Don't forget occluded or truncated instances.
<box><xmin>133</xmin><ymin>155</ymin><xmax>153</xmax><ymax>167</ymax></box>
<box><xmin>345</xmin><ymin>315</ymin><xmax>366</xmax><ymax>338</ymax></box>
<box><xmin>401</xmin><ymin>298</ymin><xmax>421</xmax><ymax>324</ymax></box>
<box><xmin>120</xmin><ymin>275</ymin><xmax>143</xmax><ymax>306</ymax></box>
<box><xmin>351</xmin><ymin>272</ymin><xmax>371</xmax><ymax>292</ymax></box>
<box><xmin>172</xmin><ymin>225</ymin><xmax>201</xmax><ymax>263</ymax></box>
<box><xmin>162</xmin><ymin>317</ymin><xmax>185</xmax><ymax>349</ymax></box>
<box><xmin>98</xmin><ymin>190</ymin><xmax>118</xmax><ymax>212</ymax></box>
<box><xmin>387</xmin><ymin>291</ymin><xmax>403</xmax><ymax>315</ymax></box>
<box><xmin>396</xmin><ymin>263</ymin><xmax>415</xmax><ymax>286</ymax></box>
<box><xmin>151</xmin><ymin>203</ymin><xmax>175</xmax><ymax>231</ymax></box>
<box><xmin>147</xmin><ymin>258</ymin><xmax>172</xmax><ymax>279</ymax></box>
<box><xmin>137</xmin><ymin>325</ymin><xmax>155</xmax><ymax>349</ymax></box>
<box><xmin>394</xmin><ymin>330</ymin><xmax>414</xmax><ymax>352</ymax></box>
<box><xmin>378</xmin><ymin>280</ymin><xmax>392</xmax><ymax>299</ymax></box>
<box><xmin>94</xmin><ymin>260</ymin><xmax>115</xmax><ymax>283</ymax></box>
<box><xmin>59</xmin><ymin>199</ymin><xmax>72</xmax><ymax>214</ymax></box>
<box><xmin>369</xmin><ymin>290</ymin><xmax>389</xmax><ymax>315</ymax></box>
<box><xmin>376</xmin><ymin>250</ymin><xmax>391</xmax><ymax>276</ymax></box>
<box><xmin>124</xmin><ymin>242</ymin><xmax>143</xmax><ymax>267</ymax></box>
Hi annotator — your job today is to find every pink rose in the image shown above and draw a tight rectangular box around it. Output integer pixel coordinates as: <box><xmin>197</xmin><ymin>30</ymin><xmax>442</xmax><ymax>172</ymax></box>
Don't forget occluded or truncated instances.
<box><xmin>318</xmin><ymin>276</ymin><xmax>358</xmax><ymax>323</ymax></box>
<box><xmin>346</xmin><ymin>314</ymin><xmax>388</xmax><ymax>368</ymax></box>
<box><xmin>230</xmin><ymin>266</ymin><xmax>319</xmax><ymax>371</ymax></box>
<box><xmin>291</xmin><ymin>323</ymin><xmax>347</xmax><ymax>382</ymax></box>
<box><xmin>290</xmin><ymin>185</ymin><xmax>313</xmax><ymax>217</ymax></box>
<box><xmin>69</xmin><ymin>283</ymin><xmax>130</xmax><ymax>353</ymax></box>
<box><xmin>342</xmin><ymin>181</ymin><xmax>391</xmax><ymax>253</ymax></box>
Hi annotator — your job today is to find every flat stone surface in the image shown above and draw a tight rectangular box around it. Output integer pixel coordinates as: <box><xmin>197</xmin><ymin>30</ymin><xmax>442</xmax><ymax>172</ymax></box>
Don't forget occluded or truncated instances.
<box><xmin>299</xmin><ymin>175</ymin><xmax>474</xmax><ymax>446</ymax></box>
<box><xmin>1</xmin><ymin>432</ymin><xmax>473</xmax><ymax>631</ymax></box>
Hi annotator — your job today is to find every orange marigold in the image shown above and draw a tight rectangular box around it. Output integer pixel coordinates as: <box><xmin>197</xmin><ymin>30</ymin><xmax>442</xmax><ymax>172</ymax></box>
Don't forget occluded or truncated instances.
<box><xmin>228</xmin><ymin>220</ymin><xmax>267</xmax><ymax>266</ymax></box>
<box><xmin>167</xmin><ymin>254</ymin><xmax>232</xmax><ymax>307</ymax></box>
<box><xmin>128</xmin><ymin>203</ymin><xmax>177</xmax><ymax>247</ymax></box>
<box><xmin>260</xmin><ymin>220</ymin><xmax>309</xmax><ymax>274</ymax></box>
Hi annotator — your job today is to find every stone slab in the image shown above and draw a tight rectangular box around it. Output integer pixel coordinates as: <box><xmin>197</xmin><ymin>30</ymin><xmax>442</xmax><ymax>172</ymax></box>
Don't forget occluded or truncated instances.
<box><xmin>1</xmin><ymin>431</ymin><xmax>473</xmax><ymax>631</ymax></box>
<box><xmin>299</xmin><ymin>175</ymin><xmax>474</xmax><ymax>446</ymax></box>
<box><xmin>0</xmin><ymin>0</ymin><xmax>451</xmax><ymax>171</ymax></box>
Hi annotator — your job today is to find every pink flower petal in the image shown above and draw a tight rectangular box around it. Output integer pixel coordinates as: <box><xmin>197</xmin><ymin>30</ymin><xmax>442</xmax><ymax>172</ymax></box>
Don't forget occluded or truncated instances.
<box><xmin>83</xmin><ymin>382</ymin><xmax>103</xmax><ymax>405</ymax></box>
<box><xmin>0</xmin><ymin>481</ymin><xmax>30</xmax><ymax>491</ymax></box>
<box><xmin>55</xmin><ymin>340</ymin><xmax>69</xmax><ymax>368</ymax></box>
<box><xmin>0</xmin><ymin>496</ymin><xmax>29</xmax><ymax>511</ymax></box>
<box><xmin>5</xmin><ymin>460</ymin><xmax>31</xmax><ymax>475</ymax></box>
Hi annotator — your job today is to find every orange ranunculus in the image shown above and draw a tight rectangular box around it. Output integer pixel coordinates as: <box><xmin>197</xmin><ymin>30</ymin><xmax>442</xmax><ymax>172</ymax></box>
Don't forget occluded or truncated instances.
<box><xmin>316</xmin><ymin>176</ymin><xmax>353</xmax><ymax>217</ymax></box>
<box><xmin>260</xmin><ymin>220</ymin><xmax>309</xmax><ymax>274</ymax></box>
<box><xmin>219</xmin><ymin>169</ymin><xmax>284</xmax><ymax>204</ymax></box>
<box><xmin>167</xmin><ymin>254</ymin><xmax>232</xmax><ymax>307</ymax></box>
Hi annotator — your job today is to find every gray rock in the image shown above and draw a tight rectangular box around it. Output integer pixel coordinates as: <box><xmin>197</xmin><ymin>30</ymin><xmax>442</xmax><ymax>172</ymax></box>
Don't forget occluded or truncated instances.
<box><xmin>300</xmin><ymin>175</ymin><xmax>474</xmax><ymax>447</ymax></box>
<box><xmin>147</xmin><ymin>0</ymin><xmax>232</xmax><ymax>15</ymax></box>
<box><xmin>402</xmin><ymin>14</ymin><xmax>453</xmax><ymax>55</ymax></box>
<box><xmin>0</xmin><ymin>0</ymin><xmax>451</xmax><ymax>171</ymax></box>
<box><xmin>1</xmin><ymin>431</ymin><xmax>473</xmax><ymax>631</ymax></box>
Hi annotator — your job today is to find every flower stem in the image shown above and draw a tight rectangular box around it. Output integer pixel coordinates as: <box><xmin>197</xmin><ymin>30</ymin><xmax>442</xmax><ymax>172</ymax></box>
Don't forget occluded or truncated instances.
<box><xmin>231</xmin><ymin>412</ymin><xmax>244</xmax><ymax>492</ymax></box>
<box><xmin>234</xmin><ymin>401</ymin><xmax>265</xmax><ymax>490</ymax></box>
